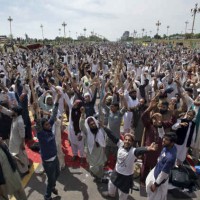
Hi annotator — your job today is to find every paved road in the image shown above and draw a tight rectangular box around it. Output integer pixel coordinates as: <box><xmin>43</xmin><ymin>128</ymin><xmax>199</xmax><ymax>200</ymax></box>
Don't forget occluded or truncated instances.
<box><xmin>16</xmin><ymin>164</ymin><xmax>200</xmax><ymax>200</ymax></box>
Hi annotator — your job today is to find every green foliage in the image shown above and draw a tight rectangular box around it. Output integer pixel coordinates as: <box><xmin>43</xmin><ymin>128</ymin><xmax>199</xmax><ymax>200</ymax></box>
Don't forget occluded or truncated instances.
<box><xmin>154</xmin><ymin>34</ymin><xmax>162</xmax><ymax>39</ymax></box>
<box><xmin>163</xmin><ymin>34</ymin><xmax>167</xmax><ymax>39</ymax></box>
<box><xmin>194</xmin><ymin>33</ymin><xmax>200</xmax><ymax>39</ymax></box>
<box><xmin>185</xmin><ymin>33</ymin><xmax>193</xmax><ymax>39</ymax></box>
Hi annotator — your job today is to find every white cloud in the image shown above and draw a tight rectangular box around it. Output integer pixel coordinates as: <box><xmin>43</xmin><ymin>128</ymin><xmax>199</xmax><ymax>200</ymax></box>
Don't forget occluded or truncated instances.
<box><xmin>0</xmin><ymin>0</ymin><xmax>199</xmax><ymax>41</ymax></box>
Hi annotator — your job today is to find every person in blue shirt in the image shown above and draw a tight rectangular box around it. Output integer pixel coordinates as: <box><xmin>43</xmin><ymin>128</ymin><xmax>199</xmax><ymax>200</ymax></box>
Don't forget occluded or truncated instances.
<box><xmin>36</xmin><ymin>91</ymin><xmax>61</xmax><ymax>200</ymax></box>
<box><xmin>146</xmin><ymin>132</ymin><xmax>177</xmax><ymax>200</ymax></box>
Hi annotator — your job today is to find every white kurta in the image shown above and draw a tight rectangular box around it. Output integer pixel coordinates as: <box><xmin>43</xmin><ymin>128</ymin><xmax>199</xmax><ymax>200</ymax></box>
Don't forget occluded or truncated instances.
<box><xmin>64</xmin><ymin>93</ymin><xmax>85</xmax><ymax>157</ymax></box>
<box><xmin>1</xmin><ymin>108</ymin><xmax>29</xmax><ymax>174</ymax></box>
<box><xmin>146</xmin><ymin>168</ymin><xmax>168</xmax><ymax>200</ymax></box>
<box><xmin>172</xmin><ymin>119</ymin><xmax>196</xmax><ymax>162</ymax></box>
<box><xmin>53</xmin><ymin>118</ymin><xmax>65</xmax><ymax>169</ymax></box>
<box><xmin>0</xmin><ymin>147</ymin><xmax>27</xmax><ymax>200</ymax></box>
<box><xmin>124</xmin><ymin>91</ymin><xmax>139</xmax><ymax>132</ymax></box>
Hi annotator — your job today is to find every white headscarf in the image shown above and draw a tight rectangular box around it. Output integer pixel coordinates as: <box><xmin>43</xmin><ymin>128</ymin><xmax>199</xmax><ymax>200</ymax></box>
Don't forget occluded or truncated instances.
<box><xmin>85</xmin><ymin>117</ymin><xmax>106</xmax><ymax>154</ymax></box>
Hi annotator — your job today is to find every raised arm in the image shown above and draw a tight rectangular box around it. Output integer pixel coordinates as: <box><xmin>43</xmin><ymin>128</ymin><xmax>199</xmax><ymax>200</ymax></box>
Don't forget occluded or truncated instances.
<box><xmin>134</xmin><ymin>142</ymin><xmax>158</xmax><ymax>157</ymax></box>
<box><xmin>49</xmin><ymin>91</ymin><xmax>61</xmax><ymax>126</ymax></box>
<box><xmin>0</xmin><ymin>105</ymin><xmax>13</xmax><ymax>117</ymax></box>
<box><xmin>141</xmin><ymin>98</ymin><xmax>158</xmax><ymax>127</ymax></box>
<box><xmin>79</xmin><ymin>106</ymin><xmax>87</xmax><ymax>133</ymax></box>
<box><xmin>103</xmin><ymin>127</ymin><xmax>119</xmax><ymax>144</ymax></box>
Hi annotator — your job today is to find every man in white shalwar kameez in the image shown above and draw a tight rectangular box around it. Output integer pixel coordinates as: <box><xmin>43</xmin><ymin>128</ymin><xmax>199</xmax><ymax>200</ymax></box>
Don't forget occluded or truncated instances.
<box><xmin>79</xmin><ymin>107</ymin><xmax>107</xmax><ymax>179</ymax></box>
<box><xmin>123</xmin><ymin>89</ymin><xmax>138</xmax><ymax>132</ymax></box>
<box><xmin>64</xmin><ymin>93</ymin><xmax>85</xmax><ymax>161</ymax></box>
<box><xmin>172</xmin><ymin>110</ymin><xmax>196</xmax><ymax>164</ymax></box>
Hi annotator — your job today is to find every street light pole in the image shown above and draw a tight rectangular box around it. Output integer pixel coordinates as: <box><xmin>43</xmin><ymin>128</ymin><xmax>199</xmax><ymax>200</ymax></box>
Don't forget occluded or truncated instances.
<box><xmin>185</xmin><ymin>21</ymin><xmax>189</xmax><ymax>34</ymax></box>
<box><xmin>8</xmin><ymin>16</ymin><xmax>13</xmax><ymax>37</ymax></box>
<box><xmin>167</xmin><ymin>26</ymin><xmax>170</xmax><ymax>37</ymax></box>
<box><xmin>40</xmin><ymin>24</ymin><xmax>44</xmax><ymax>40</ymax></box>
<box><xmin>83</xmin><ymin>28</ymin><xmax>87</xmax><ymax>37</ymax></box>
<box><xmin>149</xmin><ymin>31</ymin><xmax>152</xmax><ymax>38</ymax></box>
<box><xmin>191</xmin><ymin>3</ymin><xmax>200</xmax><ymax>34</ymax></box>
<box><xmin>156</xmin><ymin>20</ymin><xmax>161</xmax><ymax>35</ymax></box>
<box><xmin>62</xmin><ymin>22</ymin><xmax>67</xmax><ymax>37</ymax></box>
<box><xmin>133</xmin><ymin>30</ymin><xmax>137</xmax><ymax>42</ymax></box>
<box><xmin>141</xmin><ymin>28</ymin><xmax>145</xmax><ymax>38</ymax></box>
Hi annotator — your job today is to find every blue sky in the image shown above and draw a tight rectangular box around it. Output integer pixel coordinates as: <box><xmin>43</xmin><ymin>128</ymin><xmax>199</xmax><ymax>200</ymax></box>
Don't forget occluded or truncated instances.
<box><xmin>0</xmin><ymin>0</ymin><xmax>200</xmax><ymax>41</ymax></box>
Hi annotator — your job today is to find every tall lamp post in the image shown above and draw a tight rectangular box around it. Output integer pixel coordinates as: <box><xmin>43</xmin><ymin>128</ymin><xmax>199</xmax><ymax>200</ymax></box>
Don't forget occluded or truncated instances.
<box><xmin>134</xmin><ymin>30</ymin><xmax>137</xmax><ymax>37</ymax></box>
<box><xmin>141</xmin><ymin>28</ymin><xmax>145</xmax><ymax>38</ymax></box>
<box><xmin>167</xmin><ymin>26</ymin><xmax>170</xmax><ymax>37</ymax></box>
<box><xmin>185</xmin><ymin>21</ymin><xmax>189</xmax><ymax>34</ymax></box>
<box><xmin>133</xmin><ymin>30</ymin><xmax>137</xmax><ymax>41</ymax></box>
<box><xmin>62</xmin><ymin>22</ymin><xmax>67</xmax><ymax>37</ymax></box>
<box><xmin>149</xmin><ymin>30</ymin><xmax>152</xmax><ymax>38</ymax></box>
<box><xmin>8</xmin><ymin>16</ymin><xmax>13</xmax><ymax>38</ymax></box>
<box><xmin>83</xmin><ymin>28</ymin><xmax>87</xmax><ymax>37</ymax></box>
<box><xmin>40</xmin><ymin>24</ymin><xmax>44</xmax><ymax>40</ymax></box>
<box><xmin>156</xmin><ymin>20</ymin><xmax>161</xmax><ymax>35</ymax></box>
<box><xmin>191</xmin><ymin>3</ymin><xmax>200</xmax><ymax>34</ymax></box>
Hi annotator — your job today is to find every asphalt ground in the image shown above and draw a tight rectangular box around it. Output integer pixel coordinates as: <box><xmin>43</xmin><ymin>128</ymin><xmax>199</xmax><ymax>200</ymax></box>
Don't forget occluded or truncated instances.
<box><xmin>9</xmin><ymin>162</ymin><xmax>200</xmax><ymax>200</ymax></box>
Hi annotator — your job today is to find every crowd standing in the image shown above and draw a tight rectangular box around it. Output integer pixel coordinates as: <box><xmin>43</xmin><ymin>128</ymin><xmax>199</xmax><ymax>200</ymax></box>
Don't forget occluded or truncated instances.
<box><xmin>0</xmin><ymin>41</ymin><xmax>200</xmax><ymax>200</ymax></box>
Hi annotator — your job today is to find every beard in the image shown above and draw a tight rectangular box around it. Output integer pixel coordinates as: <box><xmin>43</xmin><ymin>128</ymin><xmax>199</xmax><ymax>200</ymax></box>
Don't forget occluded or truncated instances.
<box><xmin>90</xmin><ymin>127</ymin><xmax>98</xmax><ymax>135</ymax></box>
<box><xmin>130</xmin><ymin>96</ymin><xmax>136</xmax><ymax>100</ymax></box>
<box><xmin>70</xmin><ymin>91</ymin><xmax>75</xmax><ymax>96</ymax></box>
<box><xmin>159</xmin><ymin>109</ymin><xmax>168</xmax><ymax>114</ymax></box>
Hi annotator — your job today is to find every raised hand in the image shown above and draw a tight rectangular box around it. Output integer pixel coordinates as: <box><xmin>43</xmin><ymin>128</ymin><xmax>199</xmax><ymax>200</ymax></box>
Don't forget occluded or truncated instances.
<box><xmin>80</xmin><ymin>106</ymin><xmax>85</xmax><ymax>114</ymax></box>
<box><xmin>149</xmin><ymin>99</ymin><xmax>157</xmax><ymax>109</ymax></box>
<box><xmin>57</xmin><ymin>91</ymin><xmax>62</xmax><ymax>100</ymax></box>
<box><xmin>147</xmin><ymin>142</ymin><xmax>158</xmax><ymax>151</ymax></box>
<box><xmin>180</xmin><ymin>122</ymin><xmax>188</xmax><ymax>127</ymax></box>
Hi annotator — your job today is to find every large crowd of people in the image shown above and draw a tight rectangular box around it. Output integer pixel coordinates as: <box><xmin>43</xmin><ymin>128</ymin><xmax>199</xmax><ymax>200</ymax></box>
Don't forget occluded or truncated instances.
<box><xmin>0</xmin><ymin>41</ymin><xmax>200</xmax><ymax>200</ymax></box>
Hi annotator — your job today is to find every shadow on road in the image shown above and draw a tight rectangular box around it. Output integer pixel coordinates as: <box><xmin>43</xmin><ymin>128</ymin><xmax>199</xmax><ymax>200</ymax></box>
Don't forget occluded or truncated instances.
<box><xmin>58</xmin><ymin>167</ymin><xmax>89</xmax><ymax>200</ymax></box>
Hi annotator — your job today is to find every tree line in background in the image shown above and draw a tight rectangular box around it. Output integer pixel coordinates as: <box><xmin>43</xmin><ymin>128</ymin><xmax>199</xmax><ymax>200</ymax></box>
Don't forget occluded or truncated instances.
<box><xmin>123</xmin><ymin>33</ymin><xmax>200</xmax><ymax>42</ymax></box>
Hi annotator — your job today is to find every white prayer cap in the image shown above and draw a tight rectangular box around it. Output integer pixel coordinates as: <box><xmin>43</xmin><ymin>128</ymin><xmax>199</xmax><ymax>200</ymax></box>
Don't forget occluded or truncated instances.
<box><xmin>84</xmin><ymin>92</ymin><xmax>91</xmax><ymax>98</ymax></box>
<box><xmin>171</xmin><ymin>97</ymin><xmax>177</xmax><ymax>100</ymax></box>
<box><xmin>197</xmin><ymin>88</ymin><xmax>200</xmax><ymax>93</ymax></box>
<box><xmin>56</xmin><ymin>86</ymin><xmax>63</xmax><ymax>91</ymax></box>
<box><xmin>157</xmin><ymin>81</ymin><xmax>163</xmax><ymax>88</ymax></box>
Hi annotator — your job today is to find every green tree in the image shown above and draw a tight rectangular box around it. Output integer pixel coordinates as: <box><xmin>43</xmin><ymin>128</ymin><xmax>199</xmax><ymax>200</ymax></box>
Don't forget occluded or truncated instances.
<box><xmin>154</xmin><ymin>34</ymin><xmax>161</xmax><ymax>39</ymax></box>
<box><xmin>185</xmin><ymin>33</ymin><xmax>193</xmax><ymax>39</ymax></box>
